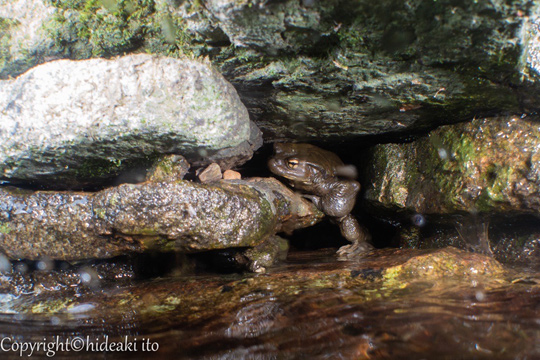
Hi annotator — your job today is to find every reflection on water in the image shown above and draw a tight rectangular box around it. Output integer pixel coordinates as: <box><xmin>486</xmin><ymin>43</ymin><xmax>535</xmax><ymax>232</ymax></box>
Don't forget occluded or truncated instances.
<box><xmin>0</xmin><ymin>249</ymin><xmax>539</xmax><ymax>359</ymax></box>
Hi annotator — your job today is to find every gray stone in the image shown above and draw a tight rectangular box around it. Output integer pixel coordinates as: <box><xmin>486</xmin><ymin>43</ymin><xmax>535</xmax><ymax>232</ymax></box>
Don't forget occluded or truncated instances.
<box><xmin>0</xmin><ymin>177</ymin><xmax>323</xmax><ymax>260</ymax></box>
<box><xmin>0</xmin><ymin>54</ymin><xmax>262</xmax><ymax>188</ymax></box>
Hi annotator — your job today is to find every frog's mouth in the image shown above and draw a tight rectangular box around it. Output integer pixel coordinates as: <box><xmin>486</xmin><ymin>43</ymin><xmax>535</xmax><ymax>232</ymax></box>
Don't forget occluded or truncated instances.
<box><xmin>279</xmin><ymin>174</ymin><xmax>313</xmax><ymax>186</ymax></box>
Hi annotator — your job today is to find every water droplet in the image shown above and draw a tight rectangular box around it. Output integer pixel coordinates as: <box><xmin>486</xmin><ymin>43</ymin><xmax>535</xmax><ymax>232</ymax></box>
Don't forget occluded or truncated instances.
<box><xmin>411</xmin><ymin>214</ymin><xmax>426</xmax><ymax>227</ymax></box>
<box><xmin>78</xmin><ymin>267</ymin><xmax>100</xmax><ymax>288</ymax></box>
<box><xmin>0</xmin><ymin>253</ymin><xmax>11</xmax><ymax>273</ymax></box>
<box><xmin>437</xmin><ymin>147</ymin><xmax>448</xmax><ymax>160</ymax></box>
<box><xmin>50</xmin><ymin>316</ymin><xmax>61</xmax><ymax>325</ymax></box>
<box><xmin>36</xmin><ymin>257</ymin><xmax>54</xmax><ymax>271</ymax></box>
<box><xmin>198</xmin><ymin>149</ymin><xmax>208</xmax><ymax>158</ymax></box>
<box><xmin>475</xmin><ymin>291</ymin><xmax>485</xmax><ymax>301</ymax></box>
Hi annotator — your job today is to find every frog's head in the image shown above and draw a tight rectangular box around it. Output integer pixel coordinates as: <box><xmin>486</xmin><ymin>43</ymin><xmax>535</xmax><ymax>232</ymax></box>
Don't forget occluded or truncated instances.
<box><xmin>268</xmin><ymin>143</ymin><xmax>343</xmax><ymax>185</ymax></box>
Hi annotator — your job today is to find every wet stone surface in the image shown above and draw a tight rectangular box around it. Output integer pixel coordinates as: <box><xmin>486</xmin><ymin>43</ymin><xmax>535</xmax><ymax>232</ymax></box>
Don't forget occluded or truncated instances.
<box><xmin>364</xmin><ymin>116</ymin><xmax>540</xmax><ymax>215</ymax></box>
<box><xmin>0</xmin><ymin>178</ymin><xmax>323</xmax><ymax>260</ymax></box>
<box><xmin>0</xmin><ymin>248</ymin><xmax>538</xmax><ymax>359</ymax></box>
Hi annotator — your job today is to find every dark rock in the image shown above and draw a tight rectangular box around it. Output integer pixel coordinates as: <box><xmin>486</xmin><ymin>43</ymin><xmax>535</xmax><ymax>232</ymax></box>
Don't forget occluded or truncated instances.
<box><xmin>399</xmin><ymin>214</ymin><xmax>540</xmax><ymax>264</ymax></box>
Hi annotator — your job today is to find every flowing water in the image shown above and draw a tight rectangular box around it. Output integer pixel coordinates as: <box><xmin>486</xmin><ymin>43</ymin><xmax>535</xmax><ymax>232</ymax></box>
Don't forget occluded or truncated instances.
<box><xmin>0</xmin><ymin>248</ymin><xmax>538</xmax><ymax>359</ymax></box>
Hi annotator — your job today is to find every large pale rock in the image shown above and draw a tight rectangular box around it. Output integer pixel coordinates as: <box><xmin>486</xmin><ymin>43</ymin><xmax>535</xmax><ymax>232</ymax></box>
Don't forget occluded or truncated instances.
<box><xmin>0</xmin><ymin>54</ymin><xmax>262</xmax><ymax>188</ymax></box>
<box><xmin>0</xmin><ymin>178</ymin><xmax>322</xmax><ymax>260</ymax></box>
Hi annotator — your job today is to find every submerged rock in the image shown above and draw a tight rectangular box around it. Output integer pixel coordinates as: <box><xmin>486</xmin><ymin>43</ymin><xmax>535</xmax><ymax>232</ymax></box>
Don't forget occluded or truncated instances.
<box><xmin>0</xmin><ymin>178</ymin><xmax>323</xmax><ymax>261</ymax></box>
<box><xmin>400</xmin><ymin>214</ymin><xmax>540</xmax><ymax>264</ymax></box>
<box><xmin>364</xmin><ymin>116</ymin><xmax>540</xmax><ymax>215</ymax></box>
<box><xmin>0</xmin><ymin>54</ymin><xmax>262</xmax><ymax>189</ymax></box>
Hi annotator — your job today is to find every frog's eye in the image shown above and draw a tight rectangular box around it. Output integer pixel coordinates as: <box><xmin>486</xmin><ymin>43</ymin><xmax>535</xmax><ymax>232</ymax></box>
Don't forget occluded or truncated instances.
<box><xmin>287</xmin><ymin>159</ymin><xmax>299</xmax><ymax>169</ymax></box>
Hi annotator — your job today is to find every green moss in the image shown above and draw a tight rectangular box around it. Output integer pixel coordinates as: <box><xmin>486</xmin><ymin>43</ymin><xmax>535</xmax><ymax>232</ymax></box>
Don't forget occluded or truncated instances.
<box><xmin>0</xmin><ymin>17</ymin><xmax>19</xmax><ymax>74</ymax></box>
<box><xmin>45</xmin><ymin>0</ymin><xmax>157</xmax><ymax>58</ymax></box>
<box><xmin>76</xmin><ymin>157</ymin><xmax>125</xmax><ymax>179</ymax></box>
<box><xmin>94</xmin><ymin>208</ymin><xmax>106</xmax><ymax>219</ymax></box>
<box><xmin>0</xmin><ymin>223</ymin><xmax>11</xmax><ymax>235</ymax></box>
<box><xmin>483</xmin><ymin>165</ymin><xmax>514</xmax><ymax>205</ymax></box>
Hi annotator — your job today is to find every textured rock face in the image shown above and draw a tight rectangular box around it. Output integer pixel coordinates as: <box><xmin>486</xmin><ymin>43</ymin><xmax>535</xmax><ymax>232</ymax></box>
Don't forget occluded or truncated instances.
<box><xmin>0</xmin><ymin>0</ymin><xmax>56</xmax><ymax>78</ymax></box>
<box><xmin>3</xmin><ymin>0</ymin><xmax>540</xmax><ymax>141</ymax></box>
<box><xmin>363</xmin><ymin>116</ymin><xmax>540</xmax><ymax>215</ymax></box>
<box><xmin>169</xmin><ymin>0</ymin><xmax>540</xmax><ymax>141</ymax></box>
<box><xmin>0</xmin><ymin>54</ymin><xmax>262</xmax><ymax>188</ymax></box>
<box><xmin>0</xmin><ymin>178</ymin><xmax>322</xmax><ymax>260</ymax></box>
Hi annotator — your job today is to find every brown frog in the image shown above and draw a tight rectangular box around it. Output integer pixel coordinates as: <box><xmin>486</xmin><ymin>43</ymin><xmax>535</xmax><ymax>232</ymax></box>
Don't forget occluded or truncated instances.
<box><xmin>268</xmin><ymin>143</ymin><xmax>373</xmax><ymax>258</ymax></box>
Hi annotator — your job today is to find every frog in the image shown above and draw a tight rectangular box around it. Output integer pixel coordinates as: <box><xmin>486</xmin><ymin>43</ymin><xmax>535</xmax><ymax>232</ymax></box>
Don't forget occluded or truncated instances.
<box><xmin>268</xmin><ymin>143</ymin><xmax>373</xmax><ymax>258</ymax></box>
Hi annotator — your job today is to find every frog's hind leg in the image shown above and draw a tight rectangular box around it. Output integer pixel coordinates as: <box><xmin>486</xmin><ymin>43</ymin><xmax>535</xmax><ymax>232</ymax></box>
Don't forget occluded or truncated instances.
<box><xmin>335</xmin><ymin>214</ymin><xmax>374</xmax><ymax>260</ymax></box>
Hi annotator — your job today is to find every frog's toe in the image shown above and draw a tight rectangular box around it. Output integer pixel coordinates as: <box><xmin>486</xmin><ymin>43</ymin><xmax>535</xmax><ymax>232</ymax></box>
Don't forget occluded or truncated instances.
<box><xmin>336</xmin><ymin>241</ymin><xmax>374</xmax><ymax>260</ymax></box>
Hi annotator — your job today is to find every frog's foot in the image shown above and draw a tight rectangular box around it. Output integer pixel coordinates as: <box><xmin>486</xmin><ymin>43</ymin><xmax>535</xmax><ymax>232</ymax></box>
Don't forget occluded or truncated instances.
<box><xmin>334</xmin><ymin>215</ymin><xmax>373</xmax><ymax>259</ymax></box>
<box><xmin>337</xmin><ymin>241</ymin><xmax>374</xmax><ymax>260</ymax></box>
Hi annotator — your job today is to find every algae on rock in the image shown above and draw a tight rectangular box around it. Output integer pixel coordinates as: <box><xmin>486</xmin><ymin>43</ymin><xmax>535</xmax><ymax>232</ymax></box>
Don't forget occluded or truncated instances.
<box><xmin>364</xmin><ymin>116</ymin><xmax>540</xmax><ymax>215</ymax></box>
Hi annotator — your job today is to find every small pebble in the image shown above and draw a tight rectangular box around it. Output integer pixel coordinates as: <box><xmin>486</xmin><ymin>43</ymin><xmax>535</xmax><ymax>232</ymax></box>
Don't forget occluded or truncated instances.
<box><xmin>197</xmin><ymin>163</ymin><xmax>222</xmax><ymax>183</ymax></box>
<box><xmin>223</xmin><ymin>170</ymin><xmax>241</xmax><ymax>180</ymax></box>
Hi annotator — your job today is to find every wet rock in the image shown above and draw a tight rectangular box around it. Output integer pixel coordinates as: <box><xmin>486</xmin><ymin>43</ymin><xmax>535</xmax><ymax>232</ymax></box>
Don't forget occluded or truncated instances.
<box><xmin>0</xmin><ymin>247</ymin><xmax>508</xmax><ymax>313</ymax></box>
<box><xmin>146</xmin><ymin>155</ymin><xmax>190</xmax><ymax>183</ymax></box>
<box><xmin>0</xmin><ymin>258</ymin><xmax>135</xmax><ymax>298</ymax></box>
<box><xmin>223</xmin><ymin>169</ymin><xmax>242</xmax><ymax>180</ymax></box>
<box><xmin>0</xmin><ymin>178</ymin><xmax>322</xmax><ymax>261</ymax></box>
<box><xmin>244</xmin><ymin>235</ymin><xmax>289</xmax><ymax>273</ymax></box>
<box><xmin>400</xmin><ymin>214</ymin><xmax>540</xmax><ymax>265</ymax></box>
<box><xmin>197</xmin><ymin>163</ymin><xmax>222</xmax><ymax>183</ymax></box>
<box><xmin>364</xmin><ymin>116</ymin><xmax>540</xmax><ymax>215</ymax></box>
<box><xmin>0</xmin><ymin>54</ymin><xmax>262</xmax><ymax>189</ymax></box>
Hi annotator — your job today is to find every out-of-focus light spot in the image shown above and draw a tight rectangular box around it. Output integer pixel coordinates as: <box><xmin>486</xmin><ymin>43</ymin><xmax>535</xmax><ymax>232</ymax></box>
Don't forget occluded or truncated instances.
<box><xmin>0</xmin><ymin>254</ymin><xmax>11</xmax><ymax>273</ymax></box>
<box><xmin>79</xmin><ymin>267</ymin><xmax>100</xmax><ymax>289</ymax></box>
<box><xmin>475</xmin><ymin>291</ymin><xmax>485</xmax><ymax>301</ymax></box>
<box><xmin>36</xmin><ymin>257</ymin><xmax>54</xmax><ymax>271</ymax></box>
<box><xmin>411</xmin><ymin>214</ymin><xmax>426</xmax><ymax>227</ymax></box>
<box><xmin>438</xmin><ymin>148</ymin><xmax>448</xmax><ymax>160</ymax></box>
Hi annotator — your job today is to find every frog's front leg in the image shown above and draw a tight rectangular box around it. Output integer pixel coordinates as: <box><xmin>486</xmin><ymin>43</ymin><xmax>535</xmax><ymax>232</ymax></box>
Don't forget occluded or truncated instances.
<box><xmin>320</xmin><ymin>180</ymin><xmax>360</xmax><ymax>218</ymax></box>
<box><xmin>302</xmin><ymin>194</ymin><xmax>322</xmax><ymax>210</ymax></box>
<box><xmin>335</xmin><ymin>214</ymin><xmax>373</xmax><ymax>260</ymax></box>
